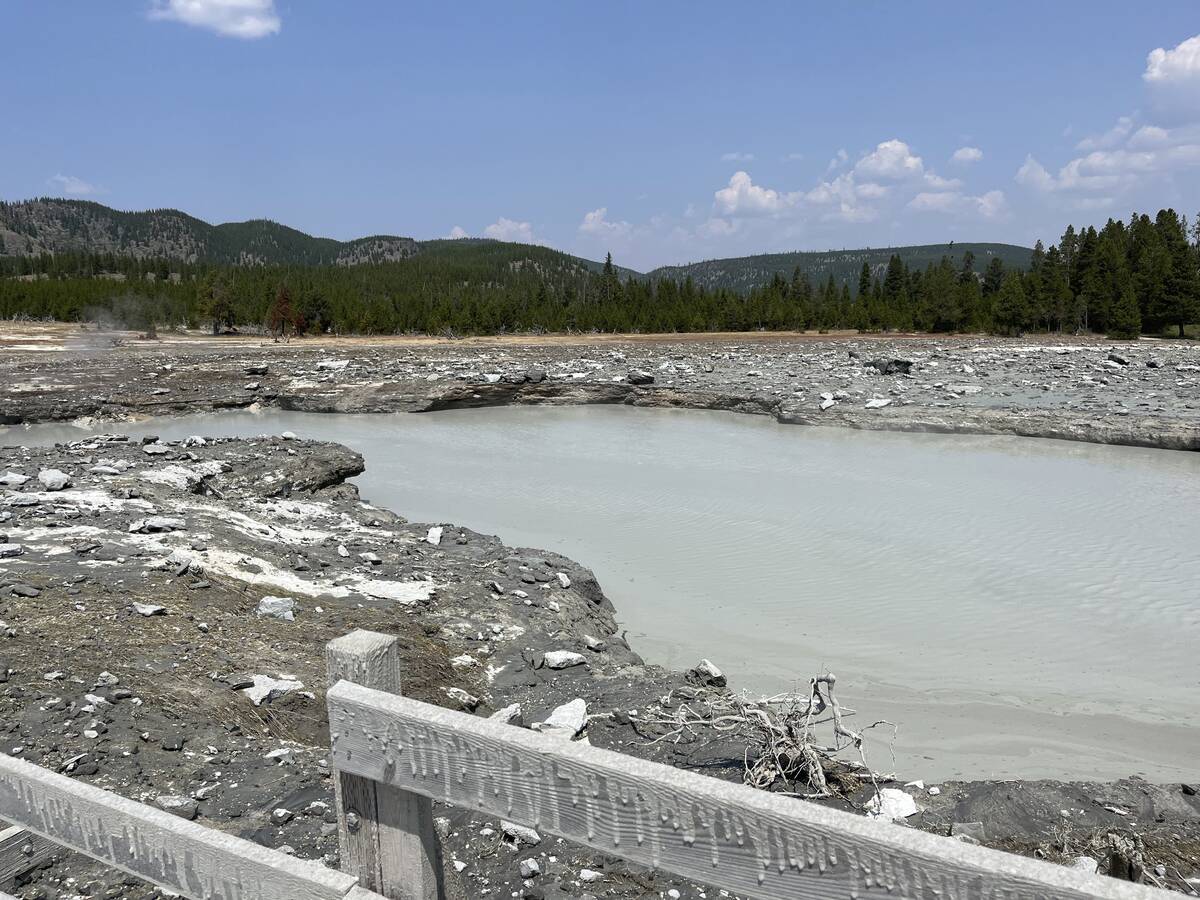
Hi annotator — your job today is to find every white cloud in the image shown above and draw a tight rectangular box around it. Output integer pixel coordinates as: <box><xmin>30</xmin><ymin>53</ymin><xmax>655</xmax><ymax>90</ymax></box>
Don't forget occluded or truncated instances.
<box><xmin>804</xmin><ymin>174</ymin><xmax>880</xmax><ymax>222</ymax></box>
<box><xmin>1129</xmin><ymin>125</ymin><xmax>1170</xmax><ymax>148</ymax></box>
<box><xmin>713</xmin><ymin>171</ymin><xmax>798</xmax><ymax>216</ymax></box>
<box><xmin>720</xmin><ymin>152</ymin><xmax>755</xmax><ymax>162</ymax></box>
<box><xmin>47</xmin><ymin>174</ymin><xmax>100</xmax><ymax>196</ymax></box>
<box><xmin>1144</xmin><ymin>34</ymin><xmax>1200</xmax><ymax>84</ymax></box>
<box><xmin>922</xmin><ymin>172</ymin><xmax>964</xmax><ymax>190</ymax></box>
<box><xmin>1076</xmin><ymin>116</ymin><xmax>1135</xmax><ymax>151</ymax></box>
<box><xmin>483</xmin><ymin>217</ymin><xmax>546</xmax><ymax>245</ymax></box>
<box><xmin>578</xmin><ymin>207</ymin><xmax>633</xmax><ymax>240</ymax></box>
<box><xmin>909</xmin><ymin>189</ymin><xmax>1007</xmax><ymax>219</ymax></box>
<box><xmin>148</xmin><ymin>0</ymin><xmax>281</xmax><ymax>39</ymax></box>
<box><xmin>446</xmin><ymin>225</ymin><xmax>468</xmax><ymax>239</ymax></box>
<box><xmin>951</xmin><ymin>146</ymin><xmax>983</xmax><ymax>164</ymax></box>
<box><xmin>825</xmin><ymin>148</ymin><xmax>849</xmax><ymax>173</ymax></box>
<box><xmin>854</xmin><ymin>139</ymin><xmax>924</xmax><ymax>180</ymax></box>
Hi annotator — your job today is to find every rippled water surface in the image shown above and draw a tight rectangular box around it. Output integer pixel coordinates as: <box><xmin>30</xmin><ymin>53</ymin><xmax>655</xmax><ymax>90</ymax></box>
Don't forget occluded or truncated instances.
<box><xmin>8</xmin><ymin>407</ymin><xmax>1199</xmax><ymax>781</ymax></box>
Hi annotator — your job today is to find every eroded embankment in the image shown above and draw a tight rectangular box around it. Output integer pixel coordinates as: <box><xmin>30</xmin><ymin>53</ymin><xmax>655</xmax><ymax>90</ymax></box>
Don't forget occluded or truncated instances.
<box><xmin>2</xmin><ymin>332</ymin><xmax>1199</xmax><ymax>451</ymax></box>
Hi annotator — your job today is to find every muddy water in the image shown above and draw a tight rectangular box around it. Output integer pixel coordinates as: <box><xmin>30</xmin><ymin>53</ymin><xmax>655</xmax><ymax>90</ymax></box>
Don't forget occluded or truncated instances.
<box><xmin>7</xmin><ymin>406</ymin><xmax>1199</xmax><ymax>782</ymax></box>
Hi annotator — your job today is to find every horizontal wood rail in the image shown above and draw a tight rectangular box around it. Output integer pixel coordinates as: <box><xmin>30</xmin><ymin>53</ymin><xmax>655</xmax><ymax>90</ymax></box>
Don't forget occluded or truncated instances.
<box><xmin>327</xmin><ymin>670</ymin><xmax>1170</xmax><ymax>900</ymax></box>
<box><xmin>0</xmin><ymin>754</ymin><xmax>381</xmax><ymax>900</ymax></box>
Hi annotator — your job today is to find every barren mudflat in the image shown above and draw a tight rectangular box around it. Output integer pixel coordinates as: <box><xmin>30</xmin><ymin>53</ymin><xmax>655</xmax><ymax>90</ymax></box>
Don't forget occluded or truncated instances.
<box><xmin>3</xmin><ymin>328</ymin><xmax>1200</xmax><ymax>896</ymax></box>
<box><xmin>11</xmin><ymin>405</ymin><xmax>1198</xmax><ymax>780</ymax></box>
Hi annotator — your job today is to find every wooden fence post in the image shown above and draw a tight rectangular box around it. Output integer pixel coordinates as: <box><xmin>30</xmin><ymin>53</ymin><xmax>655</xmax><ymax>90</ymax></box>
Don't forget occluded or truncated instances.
<box><xmin>326</xmin><ymin>631</ymin><xmax>444</xmax><ymax>900</ymax></box>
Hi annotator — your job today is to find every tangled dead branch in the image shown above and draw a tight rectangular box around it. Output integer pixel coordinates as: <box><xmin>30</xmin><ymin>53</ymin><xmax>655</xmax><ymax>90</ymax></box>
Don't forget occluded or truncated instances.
<box><xmin>632</xmin><ymin>672</ymin><xmax>895</xmax><ymax>800</ymax></box>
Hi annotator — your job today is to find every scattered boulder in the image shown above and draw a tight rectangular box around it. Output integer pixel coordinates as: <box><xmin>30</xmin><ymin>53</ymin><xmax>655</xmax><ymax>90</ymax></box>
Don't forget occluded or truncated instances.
<box><xmin>37</xmin><ymin>469</ymin><xmax>71</xmax><ymax>491</ymax></box>
<box><xmin>154</xmin><ymin>795</ymin><xmax>199</xmax><ymax>820</ymax></box>
<box><xmin>865</xmin><ymin>358</ymin><xmax>913</xmax><ymax>376</ymax></box>
<box><xmin>542</xmin><ymin>650</ymin><xmax>587</xmax><ymax>670</ymax></box>
<box><xmin>129</xmin><ymin>516</ymin><xmax>186</xmax><ymax>533</ymax></box>
<box><xmin>255</xmin><ymin>596</ymin><xmax>297</xmax><ymax>622</ymax></box>
<box><xmin>534</xmin><ymin>698</ymin><xmax>587</xmax><ymax>740</ymax></box>
<box><xmin>866</xmin><ymin>788</ymin><xmax>918</xmax><ymax>820</ymax></box>
<box><xmin>627</xmin><ymin>371</ymin><xmax>655</xmax><ymax>386</ymax></box>
<box><xmin>687</xmin><ymin>659</ymin><xmax>726</xmax><ymax>688</ymax></box>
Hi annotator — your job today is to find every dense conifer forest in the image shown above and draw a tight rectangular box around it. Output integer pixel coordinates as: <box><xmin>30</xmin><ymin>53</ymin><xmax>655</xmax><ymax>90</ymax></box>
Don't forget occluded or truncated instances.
<box><xmin>1</xmin><ymin>207</ymin><xmax>1196</xmax><ymax>338</ymax></box>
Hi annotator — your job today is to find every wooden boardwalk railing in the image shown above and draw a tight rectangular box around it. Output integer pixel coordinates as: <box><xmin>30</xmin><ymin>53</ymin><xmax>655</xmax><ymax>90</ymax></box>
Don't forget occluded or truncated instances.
<box><xmin>0</xmin><ymin>629</ymin><xmax>1177</xmax><ymax>900</ymax></box>
<box><xmin>325</xmin><ymin>631</ymin><xmax>1172</xmax><ymax>900</ymax></box>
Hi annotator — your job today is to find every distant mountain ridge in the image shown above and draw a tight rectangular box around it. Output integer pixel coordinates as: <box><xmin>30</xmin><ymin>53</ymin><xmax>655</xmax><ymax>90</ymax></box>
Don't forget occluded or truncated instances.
<box><xmin>646</xmin><ymin>243</ymin><xmax>1034</xmax><ymax>291</ymax></box>
<box><xmin>0</xmin><ymin>199</ymin><xmax>419</xmax><ymax>266</ymax></box>
<box><xmin>1</xmin><ymin>199</ymin><xmax>1032</xmax><ymax>290</ymax></box>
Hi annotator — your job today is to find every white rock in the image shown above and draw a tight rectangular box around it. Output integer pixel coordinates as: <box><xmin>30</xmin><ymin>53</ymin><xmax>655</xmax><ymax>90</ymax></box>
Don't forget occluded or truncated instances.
<box><xmin>489</xmin><ymin>703</ymin><xmax>523</xmax><ymax>726</ymax></box>
<box><xmin>0</xmin><ymin>471</ymin><xmax>30</xmax><ymax>487</ymax></box>
<box><xmin>865</xmin><ymin>398</ymin><xmax>892</xmax><ymax>409</ymax></box>
<box><xmin>534</xmin><ymin>698</ymin><xmax>587</xmax><ymax>740</ymax></box>
<box><xmin>128</xmin><ymin>516</ymin><xmax>186</xmax><ymax>533</ymax></box>
<box><xmin>519</xmin><ymin>858</ymin><xmax>540</xmax><ymax>878</ymax></box>
<box><xmin>281</xmin><ymin>431</ymin><xmax>297</xmax><ymax>440</ymax></box>
<box><xmin>866</xmin><ymin>788</ymin><xmax>918</xmax><ymax>820</ymax></box>
<box><xmin>142</xmin><ymin>443</ymin><xmax>172</xmax><ymax>456</ymax></box>
<box><xmin>316</xmin><ymin>359</ymin><xmax>349</xmax><ymax>371</ymax></box>
<box><xmin>132</xmin><ymin>603</ymin><xmax>166</xmax><ymax>617</ymax></box>
<box><xmin>0</xmin><ymin>544</ymin><xmax>24</xmax><ymax>559</ymax></box>
<box><xmin>425</xmin><ymin>526</ymin><xmax>443</xmax><ymax>546</ymax></box>
<box><xmin>543</xmin><ymin>650</ymin><xmax>587</xmax><ymax>670</ymax></box>
<box><xmin>820</xmin><ymin>398</ymin><xmax>837</xmax><ymax>410</ymax></box>
<box><xmin>1070</xmin><ymin>856</ymin><xmax>1099</xmax><ymax>874</ymax></box>
<box><xmin>450</xmin><ymin>654</ymin><xmax>479</xmax><ymax>668</ymax></box>
<box><xmin>556</xmin><ymin>572</ymin><xmax>571</xmax><ymax>589</ymax></box>
<box><xmin>242</xmin><ymin>674</ymin><xmax>304</xmax><ymax>706</ymax></box>
<box><xmin>579</xmin><ymin>869</ymin><xmax>603</xmax><ymax>883</ymax></box>
<box><xmin>501</xmin><ymin>821</ymin><xmax>541</xmax><ymax>845</ymax></box>
<box><xmin>37</xmin><ymin>469</ymin><xmax>71</xmax><ymax>491</ymax></box>
<box><xmin>255</xmin><ymin>596</ymin><xmax>297</xmax><ymax>622</ymax></box>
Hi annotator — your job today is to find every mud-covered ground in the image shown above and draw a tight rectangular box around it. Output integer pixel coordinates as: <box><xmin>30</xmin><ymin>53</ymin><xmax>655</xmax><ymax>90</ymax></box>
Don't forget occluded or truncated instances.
<box><xmin>2</xmin><ymin>323</ymin><xmax>1199</xmax><ymax>449</ymax></box>
<box><xmin>1</xmin><ymin>325</ymin><xmax>1198</xmax><ymax>897</ymax></box>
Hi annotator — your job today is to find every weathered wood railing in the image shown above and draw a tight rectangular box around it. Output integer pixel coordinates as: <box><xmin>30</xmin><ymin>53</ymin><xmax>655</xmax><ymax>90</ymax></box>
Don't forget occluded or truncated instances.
<box><xmin>0</xmin><ymin>629</ymin><xmax>1175</xmax><ymax>899</ymax></box>
<box><xmin>326</xmin><ymin>630</ymin><xmax>1171</xmax><ymax>900</ymax></box>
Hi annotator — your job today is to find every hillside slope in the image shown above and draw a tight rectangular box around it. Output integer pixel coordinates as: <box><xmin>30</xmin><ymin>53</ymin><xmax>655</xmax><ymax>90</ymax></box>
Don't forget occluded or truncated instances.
<box><xmin>0</xmin><ymin>199</ymin><xmax>419</xmax><ymax>266</ymax></box>
<box><xmin>648</xmin><ymin>243</ymin><xmax>1033</xmax><ymax>291</ymax></box>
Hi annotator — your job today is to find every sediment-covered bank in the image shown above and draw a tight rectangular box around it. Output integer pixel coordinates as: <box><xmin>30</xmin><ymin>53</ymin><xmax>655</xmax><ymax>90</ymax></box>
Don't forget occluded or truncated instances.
<box><xmin>2</xmin><ymin>328</ymin><xmax>1199</xmax><ymax>450</ymax></box>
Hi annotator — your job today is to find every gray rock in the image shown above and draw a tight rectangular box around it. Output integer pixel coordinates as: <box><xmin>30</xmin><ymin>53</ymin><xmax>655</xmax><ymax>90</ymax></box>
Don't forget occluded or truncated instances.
<box><xmin>128</xmin><ymin>516</ymin><xmax>186</xmax><ymax>533</ymax></box>
<box><xmin>0</xmin><ymin>543</ymin><xmax>24</xmax><ymax>559</ymax></box>
<box><xmin>542</xmin><ymin>650</ymin><xmax>587</xmax><ymax>670</ymax></box>
<box><xmin>950</xmin><ymin>821</ymin><xmax>987</xmax><ymax>841</ymax></box>
<box><xmin>534</xmin><ymin>698</ymin><xmax>587</xmax><ymax>740</ymax></box>
<box><xmin>255</xmin><ymin>596</ymin><xmax>297</xmax><ymax>621</ymax></box>
<box><xmin>627</xmin><ymin>371</ymin><xmax>655</xmax><ymax>386</ymax></box>
<box><xmin>155</xmin><ymin>795</ymin><xmax>198</xmax><ymax>820</ymax></box>
<box><xmin>0</xmin><ymin>471</ymin><xmax>30</xmax><ymax>487</ymax></box>
<box><xmin>501</xmin><ymin>821</ymin><xmax>542</xmax><ymax>846</ymax></box>
<box><xmin>37</xmin><ymin>469</ymin><xmax>71</xmax><ymax>491</ymax></box>
<box><xmin>132</xmin><ymin>603</ymin><xmax>166</xmax><ymax>617</ymax></box>
<box><xmin>687</xmin><ymin>659</ymin><xmax>726</xmax><ymax>688</ymax></box>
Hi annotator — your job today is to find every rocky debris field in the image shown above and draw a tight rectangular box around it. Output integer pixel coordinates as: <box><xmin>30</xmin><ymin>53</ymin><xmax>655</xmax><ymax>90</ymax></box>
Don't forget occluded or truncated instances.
<box><xmin>2</xmin><ymin>330</ymin><xmax>1199</xmax><ymax>450</ymax></box>
<box><xmin>0</xmin><ymin>329</ymin><xmax>1198</xmax><ymax>897</ymax></box>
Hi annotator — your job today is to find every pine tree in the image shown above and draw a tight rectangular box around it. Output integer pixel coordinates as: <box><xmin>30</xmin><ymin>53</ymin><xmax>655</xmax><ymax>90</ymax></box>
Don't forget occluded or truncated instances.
<box><xmin>993</xmin><ymin>272</ymin><xmax>1026</xmax><ymax>335</ymax></box>
<box><xmin>1106</xmin><ymin>272</ymin><xmax>1141</xmax><ymax>339</ymax></box>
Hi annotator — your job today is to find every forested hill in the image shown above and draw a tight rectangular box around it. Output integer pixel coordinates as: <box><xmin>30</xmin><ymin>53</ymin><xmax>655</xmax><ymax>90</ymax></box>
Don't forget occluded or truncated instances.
<box><xmin>0</xmin><ymin>199</ymin><xmax>420</xmax><ymax>266</ymax></box>
<box><xmin>648</xmin><ymin>243</ymin><xmax>1033</xmax><ymax>292</ymax></box>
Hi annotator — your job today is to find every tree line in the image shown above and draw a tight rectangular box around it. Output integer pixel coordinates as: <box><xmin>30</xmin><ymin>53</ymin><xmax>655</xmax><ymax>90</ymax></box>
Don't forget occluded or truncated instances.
<box><xmin>1</xmin><ymin>208</ymin><xmax>1196</xmax><ymax>338</ymax></box>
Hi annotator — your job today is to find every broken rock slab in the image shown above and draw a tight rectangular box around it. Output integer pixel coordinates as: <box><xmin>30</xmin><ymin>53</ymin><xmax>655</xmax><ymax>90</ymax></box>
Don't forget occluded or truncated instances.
<box><xmin>533</xmin><ymin>698</ymin><xmax>587</xmax><ymax>740</ymax></box>
<box><xmin>37</xmin><ymin>469</ymin><xmax>71</xmax><ymax>491</ymax></box>
<box><xmin>255</xmin><ymin>596</ymin><xmax>297</xmax><ymax>621</ymax></box>
<box><xmin>542</xmin><ymin>650</ymin><xmax>587</xmax><ymax>670</ymax></box>
<box><xmin>866</xmin><ymin>787</ymin><xmax>918</xmax><ymax>821</ymax></box>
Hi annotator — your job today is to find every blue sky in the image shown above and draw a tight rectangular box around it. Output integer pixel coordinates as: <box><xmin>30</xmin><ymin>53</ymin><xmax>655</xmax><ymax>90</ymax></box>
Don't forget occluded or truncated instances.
<box><xmin>3</xmin><ymin>1</ymin><xmax>1199</xmax><ymax>270</ymax></box>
